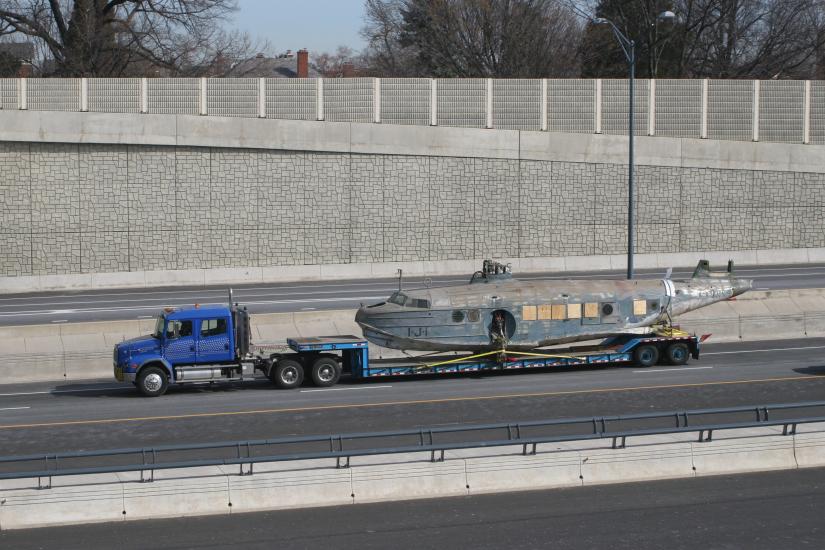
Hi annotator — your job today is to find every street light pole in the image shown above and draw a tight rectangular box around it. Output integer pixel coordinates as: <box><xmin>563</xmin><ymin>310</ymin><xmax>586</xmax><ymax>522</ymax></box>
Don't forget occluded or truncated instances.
<box><xmin>627</xmin><ymin>39</ymin><xmax>635</xmax><ymax>281</ymax></box>
<box><xmin>597</xmin><ymin>19</ymin><xmax>636</xmax><ymax>279</ymax></box>
<box><xmin>596</xmin><ymin>11</ymin><xmax>675</xmax><ymax>279</ymax></box>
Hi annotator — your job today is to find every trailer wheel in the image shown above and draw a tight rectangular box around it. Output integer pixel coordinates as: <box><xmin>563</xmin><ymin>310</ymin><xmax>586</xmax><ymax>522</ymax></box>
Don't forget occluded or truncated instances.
<box><xmin>273</xmin><ymin>359</ymin><xmax>304</xmax><ymax>389</ymax></box>
<box><xmin>665</xmin><ymin>343</ymin><xmax>690</xmax><ymax>366</ymax></box>
<box><xmin>310</xmin><ymin>357</ymin><xmax>340</xmax><ymax>387</ymax></box>
<box><xmin>137</xmin><ymin>366</ymin><xmax>168</xmax><ymax>397</ymax></box>
<box><xmin>634</xmin><ymin>345</ymin><xmax>659</xmax><ymax>368</ymax></box>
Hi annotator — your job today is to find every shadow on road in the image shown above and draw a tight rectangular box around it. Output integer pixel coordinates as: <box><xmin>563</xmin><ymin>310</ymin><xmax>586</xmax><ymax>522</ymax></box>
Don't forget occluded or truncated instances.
<box><xmin>793</xmin><ymin>365</ymin><xmax>825</xmax><ymax>376</ymax></box>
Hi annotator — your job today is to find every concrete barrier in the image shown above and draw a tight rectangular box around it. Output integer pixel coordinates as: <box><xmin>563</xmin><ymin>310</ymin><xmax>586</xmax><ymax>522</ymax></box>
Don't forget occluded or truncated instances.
<box><xmin>2</xmin><ymin>423</ymin><xmax>823</xmax><ymax>530</ymax></box>
<box><xmin>225</xmin><ymin>461</ymin><xmax>353</xmax><ymax>513</ymax></box>
<box><xmin>791</xmin><ymin>425</ymin><xmax>825</xmax><ymax>469</ymax></box>
<box><xmin>0</xmin><ymin>288</ymin><xmax>823</xmax><ymax>384</ymax></box>
<box><xmin>691</xmin><ymin>429</ymin><xmax>798</xmax><ymax>476</ymax></box>
<box><xmin>462</xmin><ymin>446</ymin><xmax>582</xmax><ymax>494</ymax></box>
<box><xmin>580</xmin><ymin>439</ymin><xmax>695</xmax><ymax>485</ymax></box>
<box><xmin>120</xmin><ymin>467</ymin><xmax>230</xmax><ymax>521</ymax></box>
<box><xmin>350</xmin><ymin>453</ymin><xmax>469</xmax><ymax>503</ymax></box>
<box><xmin>0</xmin><ymin>474</ymin><xmax>125</xmax><ymax>530</ymax></box>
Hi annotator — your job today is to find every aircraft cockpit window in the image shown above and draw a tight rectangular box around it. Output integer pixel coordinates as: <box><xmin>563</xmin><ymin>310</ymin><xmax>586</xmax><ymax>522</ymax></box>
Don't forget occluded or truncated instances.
<box><xmin>388</xmin><ymin>292</ymin><xmax>430</xmax><ymax>309</ymax></box>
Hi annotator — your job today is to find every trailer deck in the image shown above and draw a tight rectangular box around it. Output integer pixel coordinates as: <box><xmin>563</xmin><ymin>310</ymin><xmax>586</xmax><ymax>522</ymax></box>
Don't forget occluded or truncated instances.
<box><xmin>283</xmin><ymin>333</ymin><xmax>706</xmax><ymax>380</ymax></box>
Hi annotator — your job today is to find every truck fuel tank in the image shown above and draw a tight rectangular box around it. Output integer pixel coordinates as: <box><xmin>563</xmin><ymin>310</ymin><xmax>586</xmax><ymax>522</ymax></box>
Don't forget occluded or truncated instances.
<box><xmin>175</xmin><ymin>367</ymin><xmax>227</xmax><ymax>381</ymax></box>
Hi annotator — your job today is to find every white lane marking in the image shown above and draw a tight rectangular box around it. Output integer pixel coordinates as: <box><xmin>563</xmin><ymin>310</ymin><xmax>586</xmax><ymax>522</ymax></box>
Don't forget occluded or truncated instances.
<box><xmin>756</xmin><ymin>287</ymin><xmax>770</xmax><ymax>290</ymax></box>
<box><xmin>301</xmin><ymin>308</ymin><xmax>317</xmax><ymax>311</ymax></box>
<box><xmin>0</xmin><ymin>406</ymin><xmax>30</xmax><ymax>411</ymax></box>
<box><xmin>0</xmin><ymin>295</ymin><xmax>388</xmax><ymax>318</ymax></box>
<box><xmin>704</xmin><ymin>345</ymin><xmax>825</xmax><ymax>356</ymax></box>
<box><xmin>50</xmin><ymin>319</ymin><xmax>68</xmax><ymax>323</ymax></box>
<box><xmin>0</xmin><ymin>386</ymin><xmax>130</xmax><ymax>397</ymax></box>
<box><xmin>0</xmin><ymin>287</ymin><xmax>400</xmax><ymax>309</ymax></box>
<box><xmin>633</xmin><ymin>366</ymin><xmax>714</xmax><ymax>373</ymax></box>
<box><xmin>137</xmin><ymin>315</ymin><xmax>153</xmax><ymax>319</ymax></box>
<box><xmin>300</xmin><ymin>385</ymin><xmax>393</xmax><ymax>393</ymax></box>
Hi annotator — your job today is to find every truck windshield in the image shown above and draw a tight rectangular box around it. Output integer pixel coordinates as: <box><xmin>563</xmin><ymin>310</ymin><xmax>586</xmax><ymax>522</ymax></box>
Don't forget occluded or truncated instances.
<box><xmin>151</xmin><ymin>316</ymin><xmax>164</xmax><ymax>338</ymax></box>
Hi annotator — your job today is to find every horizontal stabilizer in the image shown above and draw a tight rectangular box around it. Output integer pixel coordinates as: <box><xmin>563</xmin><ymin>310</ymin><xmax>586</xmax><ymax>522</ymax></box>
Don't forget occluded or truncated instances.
<box><xmin>692</xmin><ymin>259</ymin><xmax>735</xmax><ymax>279</ymax></box>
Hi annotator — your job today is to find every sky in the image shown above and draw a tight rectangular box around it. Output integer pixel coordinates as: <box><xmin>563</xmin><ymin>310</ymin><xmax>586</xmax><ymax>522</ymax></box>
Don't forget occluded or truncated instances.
<box><xmin>231</xmin><ymin>0</ymin><xmax>368</xmax><ymax>56</ymax></box>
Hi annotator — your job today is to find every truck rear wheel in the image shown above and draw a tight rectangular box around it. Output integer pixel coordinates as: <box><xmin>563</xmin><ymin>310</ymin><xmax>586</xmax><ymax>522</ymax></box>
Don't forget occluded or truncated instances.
<box><xmin>665</xmin><ymin>343</ymin><xmax>690</xmax><ymax>366</ymax></box>
<box><xmin>137</xmin><ymin>366</ymin><xmax>168</xmax><ymax>397</ymax></box>
<box><xmin>273</xmin><ymin>359</ymin><xmax>304</xmax><ymax>389</ymax></box>
<box><xmin>310</xmin><ymin>357</ymin><xmax>340</xmax><ymax>387</ymax></box>
<box><xmin>634</xmin><ymin>345</ymin><xmax>659</xmax><ymax>368</ymax></box>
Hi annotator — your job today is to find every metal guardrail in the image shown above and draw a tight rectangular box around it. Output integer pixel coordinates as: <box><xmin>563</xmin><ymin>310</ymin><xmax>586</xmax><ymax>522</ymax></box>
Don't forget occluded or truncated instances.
<box><xmin>1</xmin><ymin>401</ymin><xmax>824</xmax><ymax>487</ymax></box>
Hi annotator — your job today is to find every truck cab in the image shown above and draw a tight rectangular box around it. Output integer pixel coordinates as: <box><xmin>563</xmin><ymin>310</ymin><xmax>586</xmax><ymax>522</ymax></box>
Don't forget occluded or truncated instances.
<box><xmin>114</xmin><ymin>304</ymin><xmax>252</xmax><ymax>396</ymax></box>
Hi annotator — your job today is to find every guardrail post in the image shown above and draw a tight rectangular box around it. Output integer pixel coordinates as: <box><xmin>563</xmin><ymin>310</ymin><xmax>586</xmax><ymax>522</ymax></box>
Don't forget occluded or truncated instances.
<box><xmin>700</xmin><ymin>79</ymin><xmax>708</xmax><ymax>139</ymax></box>
<box><xmin>80</xmin><ymin>77</ymin><xmax>88</xmax><ymax>112</ymax></box>
<box><xmin>540</xmin><ymin>79</ymin><xmax>548</xmax><ymax>131</ymax></box>
<box><xmin>752</xmin><ymin>80</ymin><xmax>760</xmax><ymax>142</ymax></box>
<box><xmin>594</xmin><ymin>78</ymin><xmax>602</xmax><ymax>134</ymax></box>
<box><xmin>485</xmin><ymin>78</ymin><xmax>493</xmax><ymax>129</ymax></box>
<box><xmin>611</xmin><ymin>436</ymin><xmax>627</xmax><ymax>449</ymax></box>
<box><xmin>648</xmin><ymin>79</ymin><xmax>656</xmax><ymax>136</ymax></box>
<box><xmin>199</xmin><ymin>77</ymin><xmax>207</xmax><ymax>116</ymax></box>
<box><xmin>803</xmin><ymin>80</ymin><xmax>811</xmax><ymax>144</ymax></box>
<box><xmin>140</xmin><ymin>78</ymin><xmax>148</xmax><ymax>113</ymax></box>
<box><xmin>18</xmin><ymin>77</ymin><xmax>26</xmax><ymax>110</ymax></box>
<box><xmin>430</xmin><ymin>78</ymin><xmax>437</xmax><ymax>126</ymax></box>
<box><xmin>258</xmin><ymin>77</ymin><xmax>266</xmax><ymax>118</ymax></box>
<box><xmin>316</xmin><ymin>78</ymin><xmax>324</xmax><ymax>121</ymax></box>
<box><xmin>373</xmin><ymin>77</ymin><xmax>381</xmax><ymax>123</ymax></box>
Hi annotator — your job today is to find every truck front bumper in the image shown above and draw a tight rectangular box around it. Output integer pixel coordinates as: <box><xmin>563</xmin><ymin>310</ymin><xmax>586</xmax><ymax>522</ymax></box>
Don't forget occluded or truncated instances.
<box><xmin>114</xmin><ymin>364</ymin><xmax>137</xmax><ymax>383</ymax></box>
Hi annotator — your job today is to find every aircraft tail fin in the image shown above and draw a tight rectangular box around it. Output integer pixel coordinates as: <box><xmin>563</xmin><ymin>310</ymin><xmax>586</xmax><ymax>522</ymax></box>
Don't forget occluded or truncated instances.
<box><xmin>692</xmin><ymin>259</ymin><xmax>735</xmax><ymax>279</ymax></box>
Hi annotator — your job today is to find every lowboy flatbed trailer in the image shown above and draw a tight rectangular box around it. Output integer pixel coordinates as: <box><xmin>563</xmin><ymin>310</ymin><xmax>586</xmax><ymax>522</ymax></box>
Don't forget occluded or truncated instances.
<box><xmin>285</xmin><ymin>332</ymin><xmax>707</xmax><ymax>380</ymax></box>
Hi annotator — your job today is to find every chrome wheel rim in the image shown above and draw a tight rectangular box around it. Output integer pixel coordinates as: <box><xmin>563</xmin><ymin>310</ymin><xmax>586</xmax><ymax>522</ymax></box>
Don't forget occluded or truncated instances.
<box><xmin>318</xmin><ymin>365</ymin><xmax>335</xmax><ymax>382</ymax></box>
<box><xmin>281</xmin><ymin>366</ymin><xmax>299</xmax><ymax>384</ymax></box>
<box><xmin>144</xmin><ymin>373</ymin><xmax>163</xmax><ymax>392</ymax></box>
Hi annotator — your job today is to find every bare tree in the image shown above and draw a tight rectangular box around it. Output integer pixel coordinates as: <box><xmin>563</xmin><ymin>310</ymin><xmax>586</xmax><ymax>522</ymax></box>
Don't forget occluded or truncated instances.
<box><xmin>361</xmin><ymin>0</ymin><xmax>584</xmax><ymax>77</ymax></box>
<box><xmin>579</xmin><ymin>0</ymin><xmax>825</xmax><ymax>78</ymax></box>
<box><xmin>361</xmin><ymin>0</ymin><xmax>418</xmax><ymax>76</ymax></box>
<box><xmin>313</xmin><ymin>45</ymin><xmax>360</xmax><ymax>77</ymax></box>
<box><xmin>0</xmin><ymin>0</ymin><xmax>266</xmax><ymax>76</ymax></box>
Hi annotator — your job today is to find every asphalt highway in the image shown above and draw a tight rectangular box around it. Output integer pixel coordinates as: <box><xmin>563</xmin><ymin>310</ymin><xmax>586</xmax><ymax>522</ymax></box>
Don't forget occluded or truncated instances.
<box><xmin>2</xmin><ymin>262</ymin><xmax>825</xmax><ymax>326</ymax></box>
<box><xmin>0</xmin><ymin>338</ymin><xmax>823</xmax><ymax>458</ymax></box>
<box><xmin>2</xmin><ymin>468</ymin><xmax>823</xmax><ymax>549</ymax></box>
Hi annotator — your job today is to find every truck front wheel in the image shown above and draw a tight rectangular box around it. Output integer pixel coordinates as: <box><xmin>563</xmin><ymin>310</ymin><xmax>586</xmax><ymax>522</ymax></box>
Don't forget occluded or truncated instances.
<box><xmin>273</xmin><ymin>359</ymin><xmax>304</xmax><ymax>389</ymax></box>
<box><xmin>137</xmin><ymin>366</ymin><xmax>169</xmax><ymax>397</ymax></box>
<box><xmin>310</xmin><ymin>357</ymin><xmax>340</xmax><ymax>387</ymax></box>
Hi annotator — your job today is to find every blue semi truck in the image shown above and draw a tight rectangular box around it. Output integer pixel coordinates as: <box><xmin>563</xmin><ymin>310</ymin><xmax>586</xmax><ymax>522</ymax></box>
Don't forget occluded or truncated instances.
<box><xmin>113</xmin><ymin>293</ymin><xmax>706</xmax><ymax>397</ymax></box>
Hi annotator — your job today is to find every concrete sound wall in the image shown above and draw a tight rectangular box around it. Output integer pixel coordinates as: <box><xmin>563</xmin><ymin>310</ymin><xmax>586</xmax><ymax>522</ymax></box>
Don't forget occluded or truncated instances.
<box><xmin>0</xmin><ymin>111</ymin><xmax>824</xmax><ymax>282</ymax></box>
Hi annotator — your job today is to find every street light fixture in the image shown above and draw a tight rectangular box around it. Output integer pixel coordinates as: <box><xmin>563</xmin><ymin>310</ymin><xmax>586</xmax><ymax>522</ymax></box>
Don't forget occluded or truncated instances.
<box><xmin>596</xmin><ymin>10</ymin><xmax>676</xmax><ymax>280</ymax></box>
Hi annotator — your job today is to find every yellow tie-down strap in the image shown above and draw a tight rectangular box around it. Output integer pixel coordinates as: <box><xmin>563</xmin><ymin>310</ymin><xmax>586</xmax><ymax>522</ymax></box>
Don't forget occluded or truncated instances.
<box><xmin>414</xmin><ymin>349</ymin><xmax>580</xmax><ymax>371</ymax></box>
<box><xmin>652</xmin><ymin>326</ymin><xmax>690</xmax><ymax>337</ymax></box>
